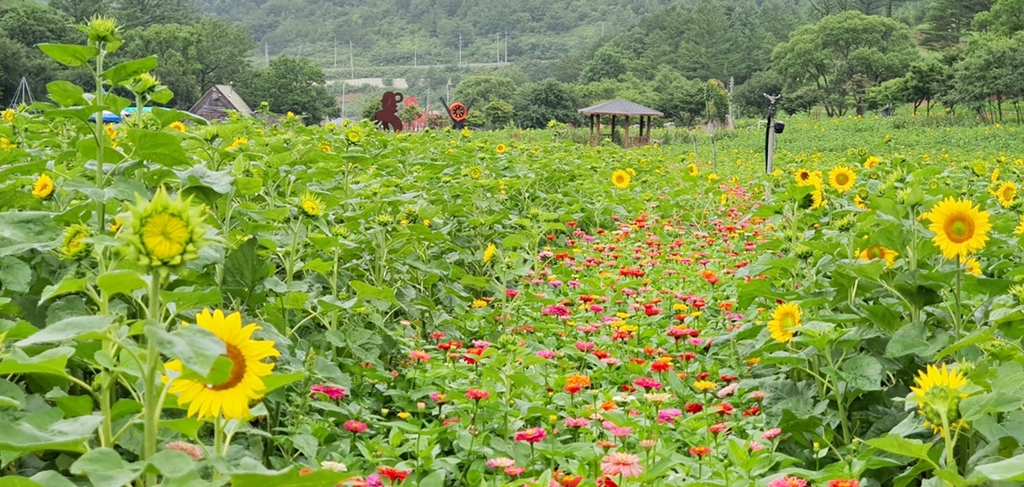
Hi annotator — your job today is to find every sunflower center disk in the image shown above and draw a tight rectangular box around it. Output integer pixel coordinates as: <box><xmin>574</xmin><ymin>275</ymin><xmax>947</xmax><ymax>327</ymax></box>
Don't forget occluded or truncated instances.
<box><xmin>210</xmin><ymin>343</ymin><xmax>247</xmax><ymax>391</ymax></box>
<box><xmin>143</xmin><ymin>214</ymin><xmax>189</xmax><ymax>259</ymax></box>
<box><xmin>944</xmin><ymin>216</ymin><xmax>974</xmax><ymax>243</ymax></box>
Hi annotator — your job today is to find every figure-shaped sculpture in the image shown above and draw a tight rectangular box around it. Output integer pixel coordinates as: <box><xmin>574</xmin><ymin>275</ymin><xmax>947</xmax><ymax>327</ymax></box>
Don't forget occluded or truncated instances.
<box><xmin>373</xmin><ymin>91</ymin><xmax>404</xmax><ymax>131</ymax></box>
<box><xmin>439</xmin><ymin>97</ymin><xmax>472</xmax><ymax>130</ymax></box>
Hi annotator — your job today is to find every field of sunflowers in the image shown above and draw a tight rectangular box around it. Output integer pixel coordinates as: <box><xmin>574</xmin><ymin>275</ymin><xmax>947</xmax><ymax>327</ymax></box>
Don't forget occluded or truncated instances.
<box><xmin>4</xmin><ymin>20</ymin><xmax>1024</xmax><ymax>487</ymax></box>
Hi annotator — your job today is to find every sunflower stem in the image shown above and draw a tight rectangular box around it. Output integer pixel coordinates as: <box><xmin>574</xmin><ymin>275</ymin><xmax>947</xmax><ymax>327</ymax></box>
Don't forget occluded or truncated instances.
<box><xmin>953</xmin><ymin>256</ymin><xmax>963</xmax><ymax>344</ymax></box>
<box><xmin>142</xmin><ymin>270</ymin><xmax>164</xmax><ymax>487</ymax></box>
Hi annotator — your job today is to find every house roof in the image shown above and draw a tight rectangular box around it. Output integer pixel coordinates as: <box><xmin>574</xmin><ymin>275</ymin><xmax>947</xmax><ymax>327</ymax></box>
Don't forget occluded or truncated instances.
<box><xmin>189</xmin><ymin>85</ymin><xmax>253</xmax><ymax>118</ymax></box>
<box><xmin>578</xmin><ymin>99</ymin><xmax>663</xmax><ymax>117</ymax></box>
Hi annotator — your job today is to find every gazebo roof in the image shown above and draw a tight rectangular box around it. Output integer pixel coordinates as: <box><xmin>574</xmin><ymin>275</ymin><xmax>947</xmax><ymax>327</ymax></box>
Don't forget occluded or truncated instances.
<box><xmin>578</xmin><ymin>99</ymin><xmax>663</xmax><ymax>117</ymax></box>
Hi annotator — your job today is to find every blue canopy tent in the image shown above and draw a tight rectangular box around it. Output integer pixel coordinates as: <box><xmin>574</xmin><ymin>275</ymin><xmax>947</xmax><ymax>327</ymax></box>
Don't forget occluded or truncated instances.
<box><xmin>88</xmin><ymin>111</ymin><xmax>122</xmax><ymax>123</ymax></box>
<box><xmin>120</xmin><ymin>106</ymin><xmax>153</xmax><ymax>119</ymax></box>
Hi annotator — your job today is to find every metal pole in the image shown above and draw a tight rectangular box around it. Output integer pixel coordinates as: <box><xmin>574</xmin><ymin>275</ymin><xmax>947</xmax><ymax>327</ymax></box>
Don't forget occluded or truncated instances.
<box><xmin>764</xmin><ymin>93</ymin><xmax>780</xmax><ymax>175</ymax></box>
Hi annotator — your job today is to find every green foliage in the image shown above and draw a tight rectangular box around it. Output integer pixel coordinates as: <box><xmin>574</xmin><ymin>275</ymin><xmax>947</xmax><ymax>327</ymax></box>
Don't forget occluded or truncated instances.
<box><xmin>237</xmin><ymin>56</ymin><xmax>337</xmax><ymax>122</ymax></box>
<box><xmin>513</xmin><ymin>79</ymin><xmax>582</xmax><ymax>128</ymax></box>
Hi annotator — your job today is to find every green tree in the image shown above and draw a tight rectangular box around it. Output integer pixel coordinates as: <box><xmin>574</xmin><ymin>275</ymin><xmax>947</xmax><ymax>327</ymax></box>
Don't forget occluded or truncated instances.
<box><xmin>482</xmin><ymin>99</ymin><xmax>514</xmax><ymax>128</ymax></box>
<box><xmin>0</xmin><ymin>2</ymin><xmax>75</xmax><ymax>46</ymax></box>
<box><xmin>119</xmin><ymin>18</ymin><xmax>254</xmax><ymax>108</ymax></box>
<box><xmin>238</xmin><ymin>56</ymin><xmax>337</xmax><ymax>122</ymax></box>
<box><xmin>49</xmin><ymin>0</ymin><xmax>109</xmax><ymax>22</ymax></box>
<box><xmin>920</xmin><ymin>0</ymin><xmax>993</xmax><ymax>48</ymax></box>
<box><xmin>975</xmin><ymin>0</ymin><xmax>1024</xmax><ymax>37</ymax></box>
<box><xmin>771</xmin><ymin>10</ymin><xmax>917</xmax><ymax>116</ymax></box>
<box><xmin>112</xmin><ymin>0</ymin><xmax>198</xmax><ymax>28</ymax></box>
<box><xmin>455</xmin><ymin>76</ymin><xmax>518</xmax><ymax>107</ymax></box>
<box><xmin>579</xmin><ymin>45</ymin><xmax>629</xmax><ymax>83</ymax></box>
<box><xmin>514</xmin><ymin>79</ymin><xmax>581</xmax><ymax>129</ymax></box>
<box><xmin>399</xmin><ymin>104</ymin><xmax>422</xmax><ymax>127</ymax></box>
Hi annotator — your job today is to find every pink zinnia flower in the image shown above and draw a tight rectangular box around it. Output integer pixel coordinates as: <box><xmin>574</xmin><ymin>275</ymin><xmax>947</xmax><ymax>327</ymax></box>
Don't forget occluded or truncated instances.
<box><xmin>514</xmin><ymin>427</ymin><xmax>547</xmax><ymax>443</ymax></box>
<box><xmin>466</xmin><ymin>389</ymin><xmax>490</xmax><ymax>401</ymax></box>
<box><xmin>486</xmin><ymin>457</ymin><xmax>516</xmax><ymax>468</ymax></box>
<box><xmin>633</xmin><ymin>377</ymin><xmax>663</xmax><ymax>390</ymax></box>
<box><xmin>575</xmin><ymin>341</ymin><xmax>596</xmax><ymax>352</ymax></box>
<box><xmin>768</xmin><ymin>476</ymin><xmax>808</xmax><ymax>487</ymax></box>
<box><xmin>565</xmin><ymin>417</ymin><xmax>590</xmax><ymax>428</ymax></box>
<box><xmin>166</xmin><ymin>441</ymin><xmax>204</xmax><ymax>461</ymax></box>
<box><xmin>717</xmin><ymin>383</ymin><xmax>739</xmax><ymax>398</ymax></box>
<box><xmin>536</xmin><ymin>350</ymin><xmax>555</xmax><ymax>359</ymax></box>
<box><xmin>344</xmin><ymin>420</ymin><xmax>368</xmax><ymax>433</ymax></box>
<box><xmin>657</xmin><ymin>408</ymin><xmax>682</xmax><ymax>424</ymax></box>
<box><xmin>750</xmin><ymin>391</ymin><xmax>766</xmax><ymax>400</ymax></box>
<box><xmin>409</xmin><ymin>350</ymin><xmax>431</xmax><ymax>362</ymax></box>
<box><xmin>310</xmin><ymin>384</ymin><xmax>346</xmax><ymax>400</ymax></box>
<box><xmin>542</xmin><ymin>304</ymin><xmax>571</xmax><ymax>317</ymax></box>
<box><xmin>504</xmin><ymin>466</ymin><xmax>525</xmax><ymax>476</ymax></box>
<box><xmin>600</xmin><ymin>452</ymin><xmax>643</xmax><ymax>478</ymax></box>
<box><xmin>749</xmin><ymin>441</ymin><xmax>764</xmax><ymax>452</ymax></box>
<box><xmin>762</xmin><ymin>428</ymin><xmax>782</xmax><ymax>440</ymax></box>
<box><xmin>609</xmin><ymin>426</ymin><xmax>633</xmax><ymax>438</ymax></box>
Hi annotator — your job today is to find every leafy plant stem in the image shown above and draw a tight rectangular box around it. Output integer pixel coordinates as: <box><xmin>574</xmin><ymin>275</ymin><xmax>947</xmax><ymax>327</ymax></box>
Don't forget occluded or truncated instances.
<box><xmin>142</xmin><ymin>269</ymin><xmax>164</xmax><ymax>487</ymax></box>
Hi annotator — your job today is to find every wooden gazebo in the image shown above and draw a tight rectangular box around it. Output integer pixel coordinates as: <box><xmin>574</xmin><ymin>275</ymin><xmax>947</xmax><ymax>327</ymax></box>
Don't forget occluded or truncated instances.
<box><xmin>578</xmin><ymin>99</ymin><xmax>664</xmax><ymax>148</ymax></box>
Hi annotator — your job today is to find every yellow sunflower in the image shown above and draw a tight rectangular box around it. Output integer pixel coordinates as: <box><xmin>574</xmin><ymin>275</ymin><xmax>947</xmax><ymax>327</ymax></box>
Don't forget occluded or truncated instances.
<box><xmin>963</xmin><ymin>257</ymin><xmax>982</xmax><ymax>276</ymax></box>
<box><xmin>61</xmin><ymin>224</ymin><xmax>91</xmax><ymax>260</ymax></box>
<box><xmin>909</xmin><ymin>364</ymin><xmax>969</xmax><ymax>434</ymax></box>
<box><xmin>766</xmin><ymin>302</ymin><xmax>802</xmax><ymax>343</ymax></box>
<box><xmin>810</xmin><ymin>185</ymin><xmax>826</xmax><ymax>210</ymax></box>
<box><xmin>299</xmin><ymin>191</ymin><xmax>324</xmax><ymax>217</ymax></box>
<box><xmin>2</xmin><ymin>108</ymin><xmax>14</xmax><ymax>123</ymax></box>
<box><xmin>169</xmin><ymin>121</ymin><xmax>187</xmax><ymax>132</ymax></box>
<box><xmin>828</xmin><ymin>166</ymin><xmax>856</xmax><ymax>193</ymax></box>
<box><xmin>854</xmin><ymin>194</ymin><xmax>869</xmax><ymax>210</ymax></box>
<box><xmin>687</xmin><ymin>163</ymin><xmax>699</xmax><ymax>177</ymax></box>
<box><xmin>1016</xmin><ymin>214</ymin><xmax>1024</xmax><ymax>235</ymax></box>
<box><xmin>611</xmin><ymin>169</ymin><xmax>631</xmax><ymax>189</ymax></box>
<box><xmin>858</xmin><ymin>245</ymin><xmax>898</xmax><ymax>267</ymax></box>
<box><xmin>925</xmin><ymin>197</ymin><xmax>991</xmax><ymax>260</ymax></box>
<box><xmin>164</xmin><ymin>309</ymin><xmax>279</xmax><ymax>420</ymax></box>
<box><xmin>483</xmin><ymin>243</ymin><xmax>496</xmax><ymax>263</ymax></box>
<box><xmin>32</xmin><ymin>174</ymin><xmax>55</xmax><ymax>199</ymax></box>
<box><xmin>226</xmin><ymin>136</ymin><xmax>248</xmax><ymax>151</ymax></box>
<box><xmin>795</xmin><ymin>169</ymin><xmax>821</xmax><ymax>187</ymax></box>
<box><xmin>994</xmin><ymin>181</ymin><xmax>1016</xmax><ymax>208</ymax></box>
<box><xmin>864</xmin><ymin>156</ymin><xmax>880</xmax><ymax>169</ymax></box>
<box><xmin>495</xmin><ymin>143</ymin><xmax>507</xmax><ymax>154</ymax></box>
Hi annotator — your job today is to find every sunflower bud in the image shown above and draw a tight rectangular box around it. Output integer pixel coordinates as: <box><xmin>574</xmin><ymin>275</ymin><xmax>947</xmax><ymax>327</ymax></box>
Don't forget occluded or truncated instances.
<box><xmin>832</xmin><ymin>214</ymin><xmax>855</xmax><ymax>232</ymax></box>
<box><xmin>118</xmin><ymin>187</ymin><xmax>210</xmax><ymax>271</ymax></box>
<box><xmin>794</xmin><ymin>244</ymin><xmax>813</xmax><ymax>260</ymax></box>
<box><xmin>129</xmin><ymin>72</ymin><xmax>160</xmax><ymax>95</ymax></box>
<box><xmin>61</xmin><ymin>224</ymin><xmax>91</xmax><ymax>260</ymax></box>
<box><xmin>84</xmin><ymin>15</ymin><xmax>121</xmax><ymax>45</ymax></box>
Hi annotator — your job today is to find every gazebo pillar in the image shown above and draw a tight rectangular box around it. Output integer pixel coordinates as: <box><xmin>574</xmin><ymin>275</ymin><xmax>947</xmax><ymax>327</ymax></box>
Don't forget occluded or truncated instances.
<box><xmin>596</xmin><ymin>115</ymin><xmax>601</xmax><ymax>145</ymax></box>
<box><xmin>623</xmin><ymin>116</ymin><xmax>630</xmax><ymax>148</ymax></box>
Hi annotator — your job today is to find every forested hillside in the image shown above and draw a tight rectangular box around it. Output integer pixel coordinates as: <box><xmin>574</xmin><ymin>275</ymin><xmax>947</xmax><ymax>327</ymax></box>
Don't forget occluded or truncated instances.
<box><xmin>1</xmin><ymin>0</ymin><xmax>1022</xmax><ymax>127</ymax></box>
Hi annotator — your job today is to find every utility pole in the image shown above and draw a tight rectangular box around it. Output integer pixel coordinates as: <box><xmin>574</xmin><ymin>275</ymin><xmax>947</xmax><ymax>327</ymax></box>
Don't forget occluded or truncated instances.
<box><xmin>504</xmin><ymin>29</ymin><xmax>508</xmax><ymax>62</ymax></box>
<box><xmin>349</xmin><ymin>40</ymin><xmax>354</xmax><ymax>79</ymax></box>
<box><xmin>458</xmin><ymin>33</ymin><xmax>462</xmax><ymax>67</ymax></box>
<box><xmin>334</xmin><ymin>36</ymin><xmax>338</xmax><ymax>69</ymax></box>
<box><xmin>264</xmin><ymin>42</ymin><xmax>269</xmax><ymax>68</ymax></box>
<box><xmin>497</xmin><ymin>32</ymin><xmax>500</xmax><ymax>63</ymax></box>
<box><xmin>341</xmin><ymin>82</ymin><xmax>346</xmax><ymax>120</ymax></box>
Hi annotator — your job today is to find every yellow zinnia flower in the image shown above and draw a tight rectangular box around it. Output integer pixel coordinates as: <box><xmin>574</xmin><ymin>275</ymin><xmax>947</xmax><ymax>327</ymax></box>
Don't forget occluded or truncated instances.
<box><xmin>766</xmin><ymin>302</ymin><xmax>801</xmax><ymax>344</ymax></box>
<box><xmin>925</xmin><ymin>197</ymin><xmax>991</xmax><ymax>260</ymax></box>
<box><xmin>164</xmin><ymin>309</ymin><xmax>279</xmax><ymax>420</ymax></box>
<box><xmin>611</xmin><ymin>170</ymin><xmax>631</xmax><ymax>189</ymax></box>
<box><xmin>828</xmin><ymin>166</ymin><xmax>856</xmax><ymax>193</ymax></box>
<box><xmin>994</xmin><ymin>181</ymin><xmax>1016</xmax><ymax>208</ymax></box>
<box><xmin>32</xmin><ymin>174</ymin><xmax>55</xmax><ymax>199</ymax></box>
<box><xmin>483</xmin><ymin>243</ymin><xmax>496</xmax><ymax>263</ymax></box>
<box><xmin>858</xmin><ymin>245</ymin><xmax>898</xmax><ymax>267</ymax></box>
<box><xmin>693</xmin><ymin>380</ymin><xmax>717</xmax><ymax>392</ymax></box>
<box><xmin>471</xmin><ymin>299</ymin><xmax>487</xmax><ymax>308</ymax></box>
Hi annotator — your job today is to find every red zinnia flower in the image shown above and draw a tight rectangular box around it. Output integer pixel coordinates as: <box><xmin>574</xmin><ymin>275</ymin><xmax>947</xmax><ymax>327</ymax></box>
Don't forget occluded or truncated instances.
<box><xmin>465</xmin><ymin>389</ymin><xmax>490</xmax><ymax>401</ymax></box>
<box><xmin>310</xmin><ymin>384</ymin><xmax>346</xmax><ymax>400</ymax></box>
<box><xmin>376</xmin><ymin>466</ymin><xmax>409</xmax><ymax>482</ymax></box>
<box><xmin>827</xmin><ymin>480</ymin><xmax>860</xmax><ymax>487</ymax></box>
<box><xmin>514</xmin><ymin>427</ymin><xmax>547</xmax><ymax>443</ymax></box>
<box><xmin>689</xmin><ymin>445</ymin><xmax>712</xmax><ymax>457</ymax></box>
<box><xmin>344</xmin><ymin>420</ymin><xmax>368</xmax><ymax>433</ymax></box>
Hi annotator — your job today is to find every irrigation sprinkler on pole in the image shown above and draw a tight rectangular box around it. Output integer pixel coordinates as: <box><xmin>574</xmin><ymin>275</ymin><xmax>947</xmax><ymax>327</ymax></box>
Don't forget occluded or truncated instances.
<box><xmin>763</xmin><ymin>93</ymin><xmax>783</xmax><ymax>175</ymax></box>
